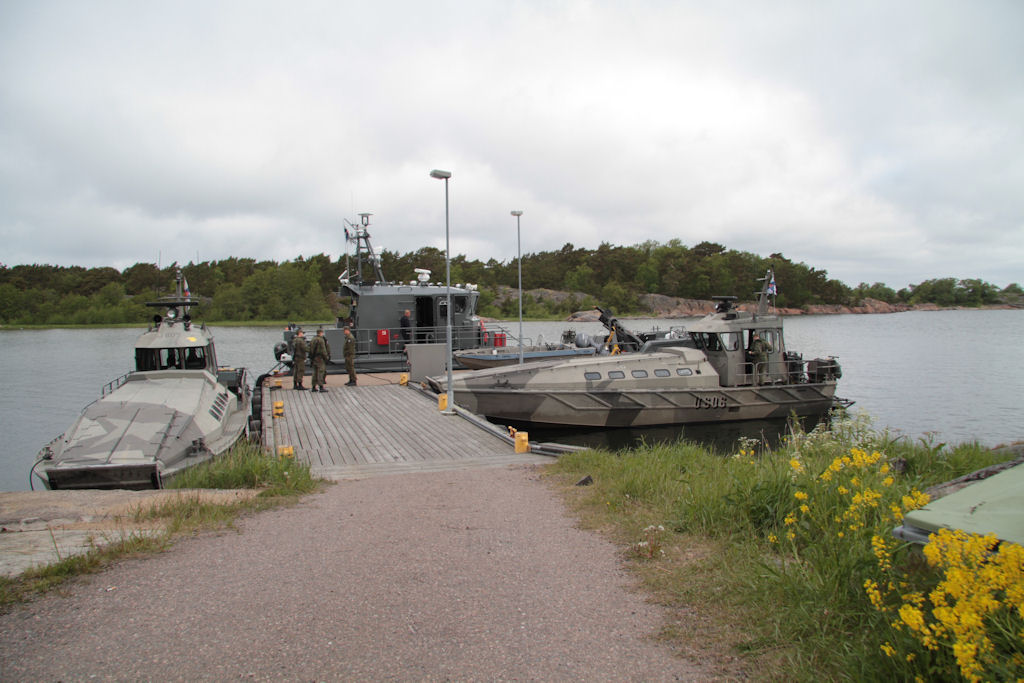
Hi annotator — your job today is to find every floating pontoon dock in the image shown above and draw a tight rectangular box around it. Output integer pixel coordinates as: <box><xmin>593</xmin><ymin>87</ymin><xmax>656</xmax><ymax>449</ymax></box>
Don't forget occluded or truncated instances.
<box><xmin>259</xmin><ymin>374</ymin><xmax>558</xmax><ymax>479</ymax></box>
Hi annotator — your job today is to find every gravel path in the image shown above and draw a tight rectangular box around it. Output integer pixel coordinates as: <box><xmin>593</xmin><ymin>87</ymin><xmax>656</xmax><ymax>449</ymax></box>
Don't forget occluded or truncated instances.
<box><xmin>0</xmin><ymin>465</ymin><xmax>711</xmax><ymax>681</ymax></box>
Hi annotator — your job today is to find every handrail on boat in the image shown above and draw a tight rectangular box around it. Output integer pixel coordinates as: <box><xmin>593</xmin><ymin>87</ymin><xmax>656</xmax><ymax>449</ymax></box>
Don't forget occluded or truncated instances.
<box><xmin>743</xmin><ymin>355</ymin><xmax>841</xmax><ymax>386</ymax></box>
<box><xmin>102</xmin><ymin>372</ymin><xmax>131</xmax><ymax>396</ymax></box>
<box><xmin>350</xmin><ymin>322</ymin><xmax>523</xmax><ymax>355</ymax></box>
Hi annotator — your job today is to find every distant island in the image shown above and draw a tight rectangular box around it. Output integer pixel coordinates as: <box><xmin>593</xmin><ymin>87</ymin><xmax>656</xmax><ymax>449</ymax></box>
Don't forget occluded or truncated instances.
<box><xmin>1</xmin><ymin>240</ymin><xmax>1020</xmax><ymax>325</ymax></box>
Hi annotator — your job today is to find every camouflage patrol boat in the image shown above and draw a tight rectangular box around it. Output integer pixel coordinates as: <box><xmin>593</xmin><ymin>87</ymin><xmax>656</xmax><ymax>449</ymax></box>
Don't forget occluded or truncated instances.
<box><xmin>31</xmin><ymin>273</ymin><xmax>253</xmax><ymax>490</ymax></box>
<box><xmin>275</xmin><ymin>213</ymin><xmax>509</xmax><ymax>374</ymax></box>
<box><xmin>429</xmin><ymin>270</ymin><xmax>844</xmax><ymax>428</ymax></box>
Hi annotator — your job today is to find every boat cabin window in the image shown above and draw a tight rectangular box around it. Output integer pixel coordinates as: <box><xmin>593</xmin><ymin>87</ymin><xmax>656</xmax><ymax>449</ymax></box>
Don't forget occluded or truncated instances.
<box><xmin>135</xmin><ymin>349</ymin><xmax>158</xmax><ymax>371</ymax></box>
<box><xmin>453</xmin><ymin>295</ymin><xmax>467</xmax><ymax>314</ymax></box>
<box><xmin>161</xmin><ymin>348</ymin><xmax>182</xmax><ymax>369</ymax></box>
<box><xmin>184</xmin><ymin>346</ymin><xmax>207</xmax><ymax>369</ymax></box>
<box><xmin>631</xmin><ymin>369</ymin><xmax>648</xmax><ymax>378</ymax></box>
<box><xmin>694</xmin><ymin>332</ymin><xmax>736</xmax><ymax>351</ymax></box>
<box><xmin>438</xmin><ymin>299</ymin><xmax>448</xmax><ymax>321</ymax></box>
<box><xmin>654</xmin><ymin>369</ymin><xmax>670</xmax><ymax>377</ymax></box>
<box><xmin>584</xmin><ymin>371</ymin><xmax>601</xmax><ymax>380</ymax></box>
<box><xmin>608</xmin><ymin>370</ymin><xmax>625</xmax><ymax>379</ymax></box>
<box><xmin>692</xmin><ymin>332</ymin><xmax>720</xmax><ymax>351</ymax></box>
<box><xmin>676</xmin><ymin>368</ymin><xmax>693</xmax><ymax>376</ymax></box>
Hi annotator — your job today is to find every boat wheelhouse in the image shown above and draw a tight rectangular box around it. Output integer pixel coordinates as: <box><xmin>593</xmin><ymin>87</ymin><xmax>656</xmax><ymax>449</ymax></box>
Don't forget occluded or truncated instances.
<box><xmin>277</xmin><ymin>213</ymin><xmax>506</xmax><ymax>373</ymax></box>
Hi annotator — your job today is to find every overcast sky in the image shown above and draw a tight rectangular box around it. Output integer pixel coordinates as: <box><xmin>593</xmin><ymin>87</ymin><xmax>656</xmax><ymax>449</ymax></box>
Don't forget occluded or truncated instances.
<box><xmin>1</xmin><ymin>1</ymin><xmax>1022</xmax><ymax>290</ymax></box>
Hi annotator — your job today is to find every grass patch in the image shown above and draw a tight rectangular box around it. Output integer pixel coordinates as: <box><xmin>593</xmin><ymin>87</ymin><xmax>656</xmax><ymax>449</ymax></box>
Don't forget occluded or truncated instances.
<box><xmin>0</xmin><ymin>533</ymin><xmax>169</xmax><ymax>609</ymax></box>
<box><xmin>168</xmin><ymin>440</ymin><xmax>319</xmax><ymax>496</ymax></box>
<box><xmin>1</xmin><ymin>441</ymin><xmax>322</xmax><ymax>611</ymax></box>
<box><xmin>547</xmin><ymin>413</ymin><xmax>1020</xmax><ymax>681</ymax></box>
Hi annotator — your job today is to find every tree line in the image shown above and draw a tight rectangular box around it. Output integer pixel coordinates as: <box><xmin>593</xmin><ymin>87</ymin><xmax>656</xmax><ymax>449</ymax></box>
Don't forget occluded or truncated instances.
<box><xmin>1</xmin><ymin>241</ymin><xmax>1019</xmax><ymax>325</ymax></box>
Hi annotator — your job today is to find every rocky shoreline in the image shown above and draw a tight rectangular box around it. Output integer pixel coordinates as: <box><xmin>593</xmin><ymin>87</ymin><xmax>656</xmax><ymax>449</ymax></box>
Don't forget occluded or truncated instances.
<box><xmin>564</xmin><ymin>293</ymin><xmax>1020</xmax><ymax>321</ymax></box>
<box><xmin>489</xmin><ymin>285</ymin><xmax>1020</xmax><ymax>322</ymax></box>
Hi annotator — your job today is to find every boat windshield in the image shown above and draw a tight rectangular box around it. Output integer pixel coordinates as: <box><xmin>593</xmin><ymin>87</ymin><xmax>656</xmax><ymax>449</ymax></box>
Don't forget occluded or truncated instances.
<box><xmin>135</xmin><ymin>346</ymin><xmax>208</xmax><ymax>371</ymax></box>
<box><xmin>691</xmin><ymin>332</ymin><xmax>738</xmax><ymax>352</ymax></box>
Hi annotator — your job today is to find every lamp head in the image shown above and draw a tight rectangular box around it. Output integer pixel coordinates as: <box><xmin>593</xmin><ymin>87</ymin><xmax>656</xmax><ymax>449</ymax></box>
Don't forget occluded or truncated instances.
<box><xmin>429</xmin><ymin>169</ymin><xmax>451</xmax><ymax>179</ymax></box>
<box><xmin>511</xmin><ymin>210</ymin><xmax>523</xmax><ymax>217</ymax></box>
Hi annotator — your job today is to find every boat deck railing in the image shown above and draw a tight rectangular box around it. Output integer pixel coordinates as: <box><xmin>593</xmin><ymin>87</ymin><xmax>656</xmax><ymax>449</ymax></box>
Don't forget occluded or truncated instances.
<box><xmin>102</xmin><ymin>372</ymin><xmax>131</xmax><ymax>396</ymax></box>
<box><xmin>742</xmin><ymin>356</ymin><xmax>839</xmax><ymax>386</ymax></box>
<box><xmin>351</xmin><ymin>321</ymin><xmax>523</xmax><ymax>356</ymax></box>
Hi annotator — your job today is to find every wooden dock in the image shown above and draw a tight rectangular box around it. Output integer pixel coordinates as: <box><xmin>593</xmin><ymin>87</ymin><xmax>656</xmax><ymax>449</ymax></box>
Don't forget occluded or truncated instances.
<box><xmin>260</xmin><ymin>373</ymin><xmax>554</xmax><ymax>479</ymax></box>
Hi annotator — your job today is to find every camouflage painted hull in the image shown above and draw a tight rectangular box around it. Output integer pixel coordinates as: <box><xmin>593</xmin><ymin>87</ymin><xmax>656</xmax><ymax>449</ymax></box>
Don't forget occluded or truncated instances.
<box><xmin>447</xmin><ymin>382</ymin><xmax>837</xmax><ymax>427</ymax></box>
<box><xmin>430</xmin><ymin>343</ymin><xmax>839</xmax><ymax>428</ymax></box>
<box><xmin>432</xmin><ymin>268</ymin><xmax>845</xmax><ymax>429</ymax></box>
<box><xmin>37</xmin><ymin>370</ymin><xmax>251</xmax><ymax>490</ymax></box>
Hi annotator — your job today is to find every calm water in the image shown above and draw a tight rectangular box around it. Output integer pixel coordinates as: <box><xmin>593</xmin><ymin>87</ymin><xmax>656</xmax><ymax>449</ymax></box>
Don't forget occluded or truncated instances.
<box><xmin>1</xmin><ymin>310</ymin><xmax>1021</xmax><ymax>491</ymax></box>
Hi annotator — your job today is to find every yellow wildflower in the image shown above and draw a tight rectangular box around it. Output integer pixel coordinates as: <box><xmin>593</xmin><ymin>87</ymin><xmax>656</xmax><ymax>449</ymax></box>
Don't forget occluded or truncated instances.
<box><xmin>899</xmin><ymin>604</ymin><xmax>926</xmax><ymax>632</ymax></box>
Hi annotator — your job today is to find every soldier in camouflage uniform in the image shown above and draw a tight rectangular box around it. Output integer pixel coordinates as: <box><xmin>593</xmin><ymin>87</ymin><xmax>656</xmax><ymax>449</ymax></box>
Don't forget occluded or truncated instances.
<box><xmin>291</xmin><ymin>328</ymin><xmax>308</xmax><ymax>390</ymax></box>
<box><xmin>749</xmin><ymin>332</ymin><xmax>772</xmax><ymax>385</ymax></box>
<box><xmin>343</xmin><ymin>326</ymin><xmax>357</xmax><ymax>386</ymax></box>
<box><xmin>309</xmin><ymin>328</ymin><xmax>331</xmax><ymax>392</ymax></box>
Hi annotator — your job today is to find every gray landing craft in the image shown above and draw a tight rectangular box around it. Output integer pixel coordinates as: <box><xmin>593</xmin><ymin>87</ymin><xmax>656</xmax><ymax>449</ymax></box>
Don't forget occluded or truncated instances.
<box><xmin>31</xmin><ymin>272</ymin><xmax>253</xmax><ymax>490</ymax></box>
<box><xmin>428</xmin><ymin>270</ymin><xmax>845</xmax><ymax>428</ymax></box>
<box><xmin>275</xmin><ymin>213</ymin><xmax>512</xmax><ymax>374</ymax></box>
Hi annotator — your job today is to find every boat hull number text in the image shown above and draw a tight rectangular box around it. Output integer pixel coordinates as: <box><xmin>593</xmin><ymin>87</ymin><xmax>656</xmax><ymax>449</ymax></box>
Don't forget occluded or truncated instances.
<box><xmin>695</xmin><ymin>395</ymin><xmax>728</xmax><ymax>409</ymax></box>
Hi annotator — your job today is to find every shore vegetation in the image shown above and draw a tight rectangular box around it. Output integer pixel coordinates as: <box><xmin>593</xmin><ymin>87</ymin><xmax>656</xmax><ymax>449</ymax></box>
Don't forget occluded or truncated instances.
<box><xmin>3</xmin><ymin>241</ymin><xmax>1019</xmax><ymax>325</ymax></box>
<box><xmin>548</xmin><ymin>414</ymin><xmax>1022</xmax><ymax>681</ymax></box>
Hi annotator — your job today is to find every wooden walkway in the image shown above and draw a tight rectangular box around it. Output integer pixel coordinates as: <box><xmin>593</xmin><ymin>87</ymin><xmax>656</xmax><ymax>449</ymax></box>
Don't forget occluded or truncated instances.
<box><xmin>260</xmin><ymin>373</ymin><xmax>554</xmax><ymax>479</ymax></box>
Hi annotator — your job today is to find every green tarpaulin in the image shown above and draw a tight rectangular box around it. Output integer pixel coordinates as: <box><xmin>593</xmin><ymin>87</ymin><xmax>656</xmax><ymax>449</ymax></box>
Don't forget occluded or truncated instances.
<box><xmin>895</xmin><ymin>464</ymin><xmax>1024</xmax><ymax>546</ymax></box>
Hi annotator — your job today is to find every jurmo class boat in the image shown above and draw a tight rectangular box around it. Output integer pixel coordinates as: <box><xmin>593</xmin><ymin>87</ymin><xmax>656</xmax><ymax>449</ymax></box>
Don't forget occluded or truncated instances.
<box><xmin>31</xmin><ymin>272</ymin><xmax>253</xmax><ymax>490</ymax></box>
<box><xmin>429</xmin><ymin>270</ymin><xmax>844</xmax><ymax>428</ymax></box>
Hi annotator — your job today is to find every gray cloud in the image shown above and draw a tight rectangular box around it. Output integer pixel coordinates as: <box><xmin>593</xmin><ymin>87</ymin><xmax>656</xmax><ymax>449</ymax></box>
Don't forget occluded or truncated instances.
<box><xmin>1</xmin><ymin>1</ymin><xmax>1021</xmax><ymax>290</ymax></box>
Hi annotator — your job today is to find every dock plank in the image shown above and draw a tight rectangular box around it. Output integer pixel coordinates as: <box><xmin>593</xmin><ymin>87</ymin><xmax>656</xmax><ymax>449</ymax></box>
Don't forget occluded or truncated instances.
<box><xmin>262</xmin><ymin>375</ymin><xmax>552</xmax><ymax>478</ymax></box>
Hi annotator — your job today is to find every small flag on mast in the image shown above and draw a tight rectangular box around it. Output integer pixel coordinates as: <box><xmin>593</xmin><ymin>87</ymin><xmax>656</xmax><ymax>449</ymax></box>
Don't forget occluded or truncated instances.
<box><xmin>183</xmin><ymin>278</ymin><xmax>191</xmax><ymax>299</ymax></box>
<box><xmin>767</xmin><ymin>275</ymin><xmax>777</xmax><ymax>297</ymax></box>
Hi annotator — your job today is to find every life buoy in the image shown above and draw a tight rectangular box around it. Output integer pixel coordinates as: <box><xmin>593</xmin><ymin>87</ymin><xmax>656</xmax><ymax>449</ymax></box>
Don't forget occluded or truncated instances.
<box><xmin>483</xmin><ymin>331</ymin><xmax>490</xmax><ymax>345</ymax></box>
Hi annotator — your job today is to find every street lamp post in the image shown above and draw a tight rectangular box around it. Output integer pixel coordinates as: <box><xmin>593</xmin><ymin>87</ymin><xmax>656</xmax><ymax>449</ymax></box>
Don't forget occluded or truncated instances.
<box><xmin>511</xmin><ymin>210</ymin><xmax>524</xmax><ymax>365</ymax></box>
<box><xmin>429</xmin><ymin>169</ymin><xmax>455</xmax><ymax>414</ymax></box>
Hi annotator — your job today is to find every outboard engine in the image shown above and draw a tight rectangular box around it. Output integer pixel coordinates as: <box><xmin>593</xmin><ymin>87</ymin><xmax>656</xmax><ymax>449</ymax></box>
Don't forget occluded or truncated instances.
<box><xmin>783</xmin><ymin>350</ymin><xmax>805</xmax><ymax>383</ymax></box>
<box><xmin>273</xmin><ymin>341</ymin><xmax>293</xmax><ymax>367</ymax></box>
<box><xmin>807</xmin><ymin>357</ymin><xmax>842</xmax><ymax>383</ymax></box>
